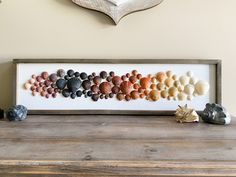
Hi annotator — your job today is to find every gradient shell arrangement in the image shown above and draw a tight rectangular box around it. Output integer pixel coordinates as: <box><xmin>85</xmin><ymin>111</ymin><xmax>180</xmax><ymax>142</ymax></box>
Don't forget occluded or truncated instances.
<box><xmin>23</xmin><ymin>69</ymin><xmax>210</xmax><ymax>102</ymax></box>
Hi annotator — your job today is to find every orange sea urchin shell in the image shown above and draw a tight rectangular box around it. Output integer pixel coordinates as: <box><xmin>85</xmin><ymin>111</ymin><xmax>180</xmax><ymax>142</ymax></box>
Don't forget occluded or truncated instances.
<box><xmin>140</xmin><ymin>77</ymin><xmax>151</xmax><ymax>89</ymax></box>
<box><xmin>120</xmin><ymin>81</ymin><xmax>133</xmax><ymax>94</ymax></box>
<box><xmin>99</xmin><ymin>82</ymin><xmax>112</xmax><ymax>94</ymax></box>
<box><xmin>149</xmin><ymin>90</ymin><xmax>160</xmax><ymax>101</ymax></box>
<box><xmin>112</xmin><ymin>76</ymin><xmax>122</xmax><ymax>86</ymax></box>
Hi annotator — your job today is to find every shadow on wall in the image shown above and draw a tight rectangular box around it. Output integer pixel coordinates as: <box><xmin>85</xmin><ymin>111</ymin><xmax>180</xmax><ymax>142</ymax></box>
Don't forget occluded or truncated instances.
<box><xmin>55</xmin><ymin>0</ymin><xmax>115</xmax><ymax>25</ymax></box>
<box><xmin>0</xmin><ymin>62</ymin><xmax>13</xmax><ymax>110</ymax></box>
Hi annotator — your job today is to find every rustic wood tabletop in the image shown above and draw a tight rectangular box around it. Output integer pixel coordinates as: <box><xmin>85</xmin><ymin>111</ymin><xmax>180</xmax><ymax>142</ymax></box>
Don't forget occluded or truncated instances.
<box><xmin>0</xmin><ymin>115</ymin><xmax>235</xmax><ymax>176</ymax></box>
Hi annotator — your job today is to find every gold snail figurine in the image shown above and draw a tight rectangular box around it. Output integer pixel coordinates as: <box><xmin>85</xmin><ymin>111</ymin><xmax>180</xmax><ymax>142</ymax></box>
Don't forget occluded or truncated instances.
<box><xmin>175</xmin><ymin>104</ymin><xmax>199</xmax><ymax>123</ymax></box>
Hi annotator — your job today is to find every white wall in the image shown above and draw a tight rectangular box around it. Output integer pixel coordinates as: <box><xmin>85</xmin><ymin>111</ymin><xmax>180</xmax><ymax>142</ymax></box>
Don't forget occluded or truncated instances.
<box><xmin>0</xmin><ymin>0</ymin><xmax>235</xmax><ymax>115</ymax></box>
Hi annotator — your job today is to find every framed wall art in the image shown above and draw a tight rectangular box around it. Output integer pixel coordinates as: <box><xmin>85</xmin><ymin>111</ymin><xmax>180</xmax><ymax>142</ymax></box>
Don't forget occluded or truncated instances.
<box><xmin>13</xmin><ymin>59</ymin><xmax>222</xmax><ymax>115</ymax></box>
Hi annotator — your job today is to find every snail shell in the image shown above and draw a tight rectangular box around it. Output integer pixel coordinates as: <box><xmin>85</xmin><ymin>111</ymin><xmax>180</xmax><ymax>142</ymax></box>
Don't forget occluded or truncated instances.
<box><xmin>195</xmin><ymin>80</ymin><xmax>210</xmax><ymax>95</ymax></box>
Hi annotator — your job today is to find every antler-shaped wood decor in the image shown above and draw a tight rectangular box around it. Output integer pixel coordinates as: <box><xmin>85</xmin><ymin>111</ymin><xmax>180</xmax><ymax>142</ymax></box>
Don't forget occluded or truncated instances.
<box><xmin>72</xmin><ymin>0</ymin><xmax>164</xmax><ymax>25</ymax></box>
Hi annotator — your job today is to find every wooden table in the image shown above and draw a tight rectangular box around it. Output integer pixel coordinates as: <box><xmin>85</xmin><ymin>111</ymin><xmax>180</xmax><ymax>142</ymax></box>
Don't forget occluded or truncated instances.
<box><xmin>0</xmin><ymin>115</ymin><xmax>235</xmax><ymax>177</ymax></box>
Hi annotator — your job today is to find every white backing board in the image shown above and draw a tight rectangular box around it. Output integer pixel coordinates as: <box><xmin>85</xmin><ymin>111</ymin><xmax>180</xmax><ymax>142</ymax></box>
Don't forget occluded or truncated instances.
<box><xmin>16</xmin><ymin>63</ymin><xmax>216</xmax><ymax>112</ymax></box>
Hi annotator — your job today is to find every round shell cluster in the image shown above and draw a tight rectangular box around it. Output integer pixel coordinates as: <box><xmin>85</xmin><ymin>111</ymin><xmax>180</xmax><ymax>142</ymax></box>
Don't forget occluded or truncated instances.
<box><xmin>23</xmin><ymin>69</ymin><xmax>210</xmax><ymax>102</ymax></box>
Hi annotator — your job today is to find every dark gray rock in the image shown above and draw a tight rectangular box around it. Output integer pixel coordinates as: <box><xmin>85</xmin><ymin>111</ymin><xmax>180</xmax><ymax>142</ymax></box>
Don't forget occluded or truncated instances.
<box><xmin>6</xmin><ymin>105</ymin><xmax>27</xmax><ymax>121</ymax></box>
<box><xmin>201</xmin><ymin>103</ymin><xmax>231</xmax><ymax>125</ymax></box>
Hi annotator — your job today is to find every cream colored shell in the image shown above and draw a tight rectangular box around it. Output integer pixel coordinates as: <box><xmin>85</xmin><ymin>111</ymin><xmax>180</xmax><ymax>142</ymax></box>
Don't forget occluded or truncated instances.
<box><xmin>179</xmin><ymin>75</ymin><xmax>190</xmax><ymax>86</ymax></box>
<box><xmin>195</xmin><ymin>80</ymin><xmax>210</xmax><ymax>95</ymax></box>
<box><xmin>184</xmin><ymin>84</ymin><xmax>195</xmax><ymax>95</ymax></box>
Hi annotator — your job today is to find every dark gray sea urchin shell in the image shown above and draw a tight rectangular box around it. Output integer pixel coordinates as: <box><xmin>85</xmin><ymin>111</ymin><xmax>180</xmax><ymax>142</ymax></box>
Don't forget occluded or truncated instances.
<box><xmin>67</xmin><ymin>77</ymin><xmax>82</xmax><ymax>93</ymax></box>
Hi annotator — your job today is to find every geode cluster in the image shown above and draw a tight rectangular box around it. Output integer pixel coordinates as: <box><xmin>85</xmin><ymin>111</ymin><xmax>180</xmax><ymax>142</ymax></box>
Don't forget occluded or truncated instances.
<box><xmin>6</xmin><ymin>105</ymin><xmax>28</xmax><ymax>121</ymax></box>
<box><xmin>24</xmin><ymin>69</ymin><xmax>210</xmax><ymax>102</ymax></box>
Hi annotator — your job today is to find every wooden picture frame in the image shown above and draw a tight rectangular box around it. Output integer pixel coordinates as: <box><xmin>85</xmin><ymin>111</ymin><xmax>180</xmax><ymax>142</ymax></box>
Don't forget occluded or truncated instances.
<box><xmin>13</xmin><ymin>59</ymin><xmax>222</xmax><ymax>115</ymax></box>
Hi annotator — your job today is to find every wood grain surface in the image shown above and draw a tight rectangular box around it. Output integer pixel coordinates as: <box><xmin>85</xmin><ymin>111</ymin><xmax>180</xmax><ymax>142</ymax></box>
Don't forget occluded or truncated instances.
<box><xmin>0</xmin><ymin>115</ymin><xmax>235</xmax><ymax>176</ymax></box>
